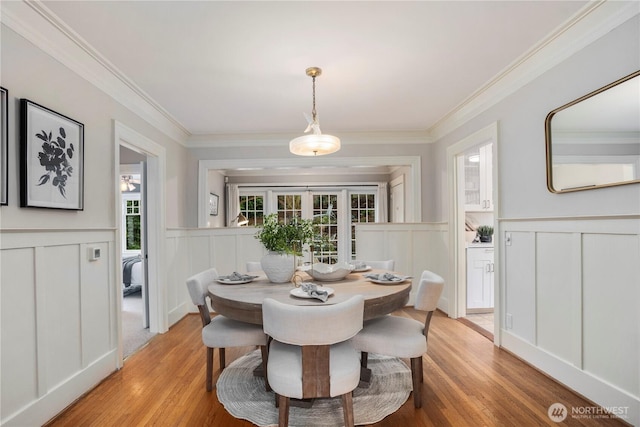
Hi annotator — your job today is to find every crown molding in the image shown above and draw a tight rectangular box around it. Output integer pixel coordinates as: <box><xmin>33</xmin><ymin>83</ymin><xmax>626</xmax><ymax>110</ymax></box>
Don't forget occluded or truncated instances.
<box><xmin>187</xmin><ymin>130</ymin><xmax>432</xmax><ymax>148</ymax></box>
<box><xmin>430</xmin><ymin>0</ymin><xmax>640</xmax><ymax>141</ymax></box>
<box><xmin>1</xmin><ymin>0</ymin><xmax>190</xmax><ymax>145</ymax></box>
<box><xmin>3</xmin><ymin>0</ymin><xmax>637</xmax><ymax>149</ymax></box>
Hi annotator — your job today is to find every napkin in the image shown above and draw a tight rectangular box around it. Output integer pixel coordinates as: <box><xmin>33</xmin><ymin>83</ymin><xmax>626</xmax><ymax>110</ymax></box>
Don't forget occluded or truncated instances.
<box><xmin>219</xmin><ymin>272</ymin><xmax>257</xmax><ymax>281</ymax></box>
<box><xmin>300</xmin><ymin>282</ymin><xmax>329</xmax><ymax>302</ymax></box>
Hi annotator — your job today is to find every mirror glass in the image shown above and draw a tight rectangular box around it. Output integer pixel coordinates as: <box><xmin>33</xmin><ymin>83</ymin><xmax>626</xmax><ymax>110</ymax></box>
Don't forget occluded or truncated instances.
<box><xmin>546</xmin><ymin>70</ymin><xmax>640</xmax><ymax>193</ymax></box>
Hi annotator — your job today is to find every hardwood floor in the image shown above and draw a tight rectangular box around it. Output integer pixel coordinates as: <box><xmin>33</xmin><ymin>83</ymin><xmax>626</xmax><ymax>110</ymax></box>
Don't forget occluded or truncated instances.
<box><xmin>46</xmin><ymin>309</ymin><xmax>628</xmax><ymax>427</ymax></box>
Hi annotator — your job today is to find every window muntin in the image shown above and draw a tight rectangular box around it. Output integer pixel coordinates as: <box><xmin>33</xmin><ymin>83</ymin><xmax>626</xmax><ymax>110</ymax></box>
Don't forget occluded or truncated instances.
<box><xmin>239</xmin><ymin>194</ymin><xmax>264</xmax><ymax>226</ymax></box>
<box><xmin>235</xmin><ymin>186</ymin><xmax>380</xmax><ymax>263</ymax></box>
<box><xmin>276</xmin><ymin>194</ymin><xmax>303</xmax><ymax>223</ymax></box>
<box><xmin>125</xmin><ymin>199</ymin><xmax>141</xmax><ymax>251</ymax></box>
<box><xmin>350</xmin><ymin>192</ymin><xmax>376</xmax><ymax>259</ymax></box>
<box><xmin>312</xmin><ymin>193</ymin><xmax>338</xmax><ymax>264</ymax></box>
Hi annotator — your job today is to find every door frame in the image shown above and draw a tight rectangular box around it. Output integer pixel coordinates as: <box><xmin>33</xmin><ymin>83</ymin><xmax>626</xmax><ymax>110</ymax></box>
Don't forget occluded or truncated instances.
<box><xmin>446</xmin><ymin>122</ymin><xmax>500</xmax><ymax>345</ymax></box>
<box><xmin>114</xmin><ymin>121</ymin><xmax>167</xmax><ymax>365</ymax></box>
<box><xmin>390</xmin><ymin>175</ymin><xmax>405</xmax><ymax>223</ymax></box>
<box><xmin>198</xmin><ymin>156</ymin><xmax>422</xmax><ymax>228</ymax></box>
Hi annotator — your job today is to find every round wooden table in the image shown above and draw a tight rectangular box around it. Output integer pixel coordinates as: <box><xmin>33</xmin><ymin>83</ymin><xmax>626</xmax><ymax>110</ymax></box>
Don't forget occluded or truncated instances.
<box><xmin>207</xmin><ymin>270</ymin><xmax>411</xmax><ymax>325</ymax></box>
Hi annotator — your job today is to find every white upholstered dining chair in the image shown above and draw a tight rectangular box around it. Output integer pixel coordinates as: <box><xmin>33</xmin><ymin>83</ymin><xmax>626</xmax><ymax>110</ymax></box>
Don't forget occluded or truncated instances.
<box><xmin>351</xmin><ymin>270</ymin><xmax>444</xmax><ymax>408</ymax></box>
<box><xmin>363</xmin><ymin>260</ymin><xmax>395</xmax><ymax>270</ymax></box>
<box><xmin>186</xmin><ymin>268</ymin><xmax>268</xmax><ymax>391</ymax></box>
<box><xmin>262</xmin><ymin>295</ymin><xmax>364</xmax><ymax>427</ymax></box>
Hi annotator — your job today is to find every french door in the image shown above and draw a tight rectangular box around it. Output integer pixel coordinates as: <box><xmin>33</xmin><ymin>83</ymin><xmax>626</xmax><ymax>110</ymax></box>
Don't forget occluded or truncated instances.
<box><xmin>271</xmin><ymin>191</ymin><xmax>343</xmax><ymax>263</ymax></box>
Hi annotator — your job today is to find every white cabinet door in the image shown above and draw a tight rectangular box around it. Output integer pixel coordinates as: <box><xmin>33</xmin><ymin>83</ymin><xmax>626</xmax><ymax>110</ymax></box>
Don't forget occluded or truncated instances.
<box><xmin>464</xmin><ymin>143</ymin><xmax>493</xmax><ymax>212</ymax></box>
<box><xmin>466</xmin><ymin>247</ymin><xmax>494</xmax><ymax>309</ymax></box>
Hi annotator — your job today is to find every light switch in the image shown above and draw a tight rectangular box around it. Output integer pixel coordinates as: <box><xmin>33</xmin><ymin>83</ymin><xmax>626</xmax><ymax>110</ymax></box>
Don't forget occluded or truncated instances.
<box><xmin>88</xmin><ymin>247</ymin><xmax>101</xmax><ymax>261</ymax></box>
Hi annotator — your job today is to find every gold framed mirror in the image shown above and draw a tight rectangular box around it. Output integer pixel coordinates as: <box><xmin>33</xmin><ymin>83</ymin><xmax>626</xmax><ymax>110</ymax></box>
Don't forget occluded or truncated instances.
<box><xmin>545</xmin><ymin>70</ymin><xmax>640</xmax><ymax>193</ymax></box>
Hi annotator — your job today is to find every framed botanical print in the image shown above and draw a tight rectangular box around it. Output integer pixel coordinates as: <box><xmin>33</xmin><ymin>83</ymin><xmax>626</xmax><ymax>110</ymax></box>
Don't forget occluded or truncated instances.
<box><xmin>20</xmin><ymin>99</ymin><xmax>84</xmax><ymax>210</ymax></box>
<box><xmin>1</xmin><ymin>87</ymin><xmax>7</xmax><ymax>205</ymax></box>
<box><xmin>209</xmin><ymin>193</ymin><xmax>219</xmax><ymax>216</ymax></box>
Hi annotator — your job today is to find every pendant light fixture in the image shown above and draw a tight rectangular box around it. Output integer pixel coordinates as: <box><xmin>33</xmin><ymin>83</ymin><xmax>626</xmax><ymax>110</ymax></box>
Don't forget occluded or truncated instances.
<box><xmin>289</xmin><ymin>67</ymin><xmax>341</xmax><ymax>156</ymax></box>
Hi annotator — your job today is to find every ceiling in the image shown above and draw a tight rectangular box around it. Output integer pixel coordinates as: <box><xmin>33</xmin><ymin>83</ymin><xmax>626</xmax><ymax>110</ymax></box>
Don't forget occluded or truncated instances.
<box><xmin>42</xmin><ymin>1</ymin><xmax>587</xmax><ymax>139</ymax></box>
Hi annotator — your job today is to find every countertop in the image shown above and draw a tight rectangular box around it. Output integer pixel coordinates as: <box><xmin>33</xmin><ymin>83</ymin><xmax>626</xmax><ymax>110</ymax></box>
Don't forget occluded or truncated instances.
<box><xmin>466</xmin><ymin>242</ymin><xmax>494</xmax><ymax>248</ymax></box>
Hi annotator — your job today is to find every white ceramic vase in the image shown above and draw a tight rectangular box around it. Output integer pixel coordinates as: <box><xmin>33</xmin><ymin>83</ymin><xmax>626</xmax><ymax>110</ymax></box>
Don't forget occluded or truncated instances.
<box><xmin>261</xmin><ymin>251</ymin><xmax>296</xmax><ymax>283</ymax></box>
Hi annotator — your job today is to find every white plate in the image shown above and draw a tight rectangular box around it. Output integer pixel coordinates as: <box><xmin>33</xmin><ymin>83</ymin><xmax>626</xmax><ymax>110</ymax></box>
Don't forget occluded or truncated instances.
<box><xmin>290</xmin><ymin>287</ymin><xmax>334</xmax><ymax>299</ymax></box>
<box><xmin>216</xmin><ymin>276</ymin><xmax>258</xmax><ymax>285</ymax></box>
<box><xmin>352</xmin><ymin>266</ymin><xmax>372</xmax><ymax>272</ymax></box>
<box><xmin>367</xmin><ymin>276</ymin><xmax>410</xmax><ymax>285</ymax></box>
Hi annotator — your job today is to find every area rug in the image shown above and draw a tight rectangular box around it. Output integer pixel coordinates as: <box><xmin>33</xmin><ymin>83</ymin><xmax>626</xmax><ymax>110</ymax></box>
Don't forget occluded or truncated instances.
<box><xmin>217</xmin><ymin>350</ymin><xmax>411</xmax><ymax>427</ymax></box>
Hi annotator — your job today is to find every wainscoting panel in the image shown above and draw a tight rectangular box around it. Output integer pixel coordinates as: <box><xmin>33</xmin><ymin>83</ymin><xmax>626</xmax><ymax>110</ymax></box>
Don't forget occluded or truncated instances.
<box><xmin>1</xmin><ymin>248</ymin><xmax>38</xmax><ymax>419</ymax></box>
<box><xmin>355</xmin><ymin>223</ymin><xmax>449</xmax><ymax>308</ymax></box>
<box><xmin>165</xmin><ymin>231</ymin><xmax>191</xmax><ymax>323</ymax></box>
<box><xmin>504</xmin><ymin>231</ymin><xmax>536</xmax><ymax>344</ymax></box>
<box><xmin>79</xmin><ymin>241</ymin><xmax>112</xmax><ymax>367</ymax></box>
<box><xmin>189</xmin><ymin>235</ymin><xmax>213</xmax><ymax>275</ymax></box>
<box><xmin>582</xmin><ymin>233</ymin><xmax>639</xmax><ymax>398</ymax></box>
<box><xmin>211</xmin><ymin>234</ymin><xmax>241</xmax><ymax>275</ymax></box>
<box><xmin>500</xmin><ymin>217</ymin><xmax>640</xmax><ymax>425</ymax></box>
<box><xmin>0</xmin><ymin>230</ymin><xmax>116</xmax><ymax>426</ymax></box>
<box><xmin>535</xmin><ymin>232</ymin><xmax>580</xmax><ymax>366</ymax></box>
<box><xmin>41</xmin><ymin>244</ymin><xmax>83</xmax><ymax>389</ymax></box>
<box><xmin>166</xmin><ymin>227</ymin><xmax>266</xmax><ymax>316</ymax></box>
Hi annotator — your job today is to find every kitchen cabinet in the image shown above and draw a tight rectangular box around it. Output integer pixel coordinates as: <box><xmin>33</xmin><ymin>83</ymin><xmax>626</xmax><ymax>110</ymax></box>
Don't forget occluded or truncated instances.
<box><xmin>464</xmin><ymin>143</ymin><xmax>493</xmax><ymax>211</ymax></box>
<box><xmin>466</xmin><ymin>246</ymin><xmax>494</xmax><ymax>310</ymax></box>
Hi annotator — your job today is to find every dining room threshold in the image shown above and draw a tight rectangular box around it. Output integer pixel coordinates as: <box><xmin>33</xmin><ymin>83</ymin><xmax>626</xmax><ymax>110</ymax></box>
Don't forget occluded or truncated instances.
<box><xmin>459</xmin><ymin>311</ymin><xmax>494</xmax><ymax>341</ymax></box>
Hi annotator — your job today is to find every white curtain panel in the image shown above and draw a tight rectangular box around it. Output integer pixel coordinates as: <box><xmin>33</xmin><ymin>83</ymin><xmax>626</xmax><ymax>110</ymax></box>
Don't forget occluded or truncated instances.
<box><xmin>377</xmin><ymin>182</ymin><xmax>388</xmax><ymax>223</ymax></box>
<box><xmin>226</xmin><ymin>184</ymin><xmax>240</xmax><ymax>227</ymax></box>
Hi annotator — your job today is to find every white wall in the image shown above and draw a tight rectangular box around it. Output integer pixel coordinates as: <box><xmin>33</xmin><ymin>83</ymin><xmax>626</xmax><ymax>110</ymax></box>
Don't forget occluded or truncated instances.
<box><xmin>431</xmin><ymin>12</ymin><xmax>640</xmax><ymax>425</ymax></box>
<box><xmin>0</xmin><ymin>15</ymin><xmax>189</xmax><ymax>426</ymax></box>
<box><xmin>2</xmin><ymin>2</ymin><xmax>639</xmax><ymax>426</ymax></box>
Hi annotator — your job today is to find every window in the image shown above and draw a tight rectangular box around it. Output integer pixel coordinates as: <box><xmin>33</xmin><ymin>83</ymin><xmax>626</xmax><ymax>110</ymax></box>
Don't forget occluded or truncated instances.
<box><xmin>125</xmin><ymin>199</ymin><xmax>141</xmax><ymax>251</ymax></box>
<box><xmin>312</xmin><ymin>193</ymin><xmax>338</xmax><ymax>264</ymax></box>
<box><xmin>236</xmin><ymin>186</ymin><xmax>381</xmax><ymax>263</ymax></box>
<box><xmin>239</xmin><ymin>194</ymin><xmax>264</xmax><ymax>226</ymax></box>
<box><xmin>350</xmin><ymin>192</ymin><xmax>376</xmax><ymax>259</ymax></box>
<box><xmin>276</xmin><ymin>194</ymin><xmax>303</xmax><ymax>222</ymax></box>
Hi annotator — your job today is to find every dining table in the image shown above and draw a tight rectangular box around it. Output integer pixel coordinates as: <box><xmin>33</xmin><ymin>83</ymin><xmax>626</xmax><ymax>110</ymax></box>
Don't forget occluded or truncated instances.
<box><xmin>207</xmin><ymin>268</ymin><xmax>412</xmax><ymax>401</ymax></box>
<box><xmin>206</xmin><ymin>269</ymin><xmax>412</xmax><ymax>326</ymax></box>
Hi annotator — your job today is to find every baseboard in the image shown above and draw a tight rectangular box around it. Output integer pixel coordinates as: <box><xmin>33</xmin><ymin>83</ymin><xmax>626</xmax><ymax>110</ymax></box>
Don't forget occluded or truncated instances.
<box><xmin>2</xmin><ymin>350</ymin><xmax>118</xmax><ymax>427</ymax></box>
<box><xmin>501</xmin><ymin>331</ymin><xmax>639</xmax><ymax>425</ymax></box>
<box><xmin>168</xmin><ymin>302</ymin><xmax>189</xmax><ymax>328</ymax></box>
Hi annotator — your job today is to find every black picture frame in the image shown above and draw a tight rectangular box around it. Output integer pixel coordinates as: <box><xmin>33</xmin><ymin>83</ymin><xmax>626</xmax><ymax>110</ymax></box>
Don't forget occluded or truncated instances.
<box><xmin>1</xmin><ymin>87</ymin><xmax>8</xmax><ymax>206</ymax></box>
<box><xmin>20</xmin><ymin>99</ymin><xmax>84</xmax><ymax>210</ymax></box>
<box><xmin>209</xmin><ymin>193</ymin><xmax>219</xmax><ymax>216</ymax></box>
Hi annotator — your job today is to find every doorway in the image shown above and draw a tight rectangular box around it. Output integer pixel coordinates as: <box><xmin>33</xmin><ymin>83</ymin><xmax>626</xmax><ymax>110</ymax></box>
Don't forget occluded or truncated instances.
<box><xmin>119</xmin><ymin>152</ymin><xmax>154</xmax><ymax>358</ymax></box>
<box><xmin>447</xmin><ymin>122</ymin><xmax>499</xmax><ymax>344</ymax></box>
<box><xmin>114</xmin><ymin>121</ymin><xmax>168</xmax><ymax>366</ymax></box>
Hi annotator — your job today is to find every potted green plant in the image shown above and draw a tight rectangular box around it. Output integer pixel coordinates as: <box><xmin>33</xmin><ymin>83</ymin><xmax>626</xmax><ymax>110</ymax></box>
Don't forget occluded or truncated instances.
<box><xmin>476</xmin><ymin>225</ymin><xmax>494</xmax><ymax>243</ymax></box>
<box><xmin>255</xmin><ymin>213</ymin><xmax>315</xmax><ymax>282</ymax></box>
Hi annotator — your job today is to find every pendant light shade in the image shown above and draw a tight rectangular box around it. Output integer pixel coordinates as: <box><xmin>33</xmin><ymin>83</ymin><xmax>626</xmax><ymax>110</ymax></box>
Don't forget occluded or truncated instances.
<box><xmin>289</xmin><ymin>67</ymin><xmax>340</xmax><ymax>156</ymax></box>
<box><xmin>289</xmin><ymin>133</ymin><xmax>341</xmax><ymax>156</ymax></box>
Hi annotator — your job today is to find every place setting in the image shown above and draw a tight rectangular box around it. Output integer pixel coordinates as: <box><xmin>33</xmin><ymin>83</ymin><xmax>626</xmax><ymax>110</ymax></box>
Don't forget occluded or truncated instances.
<box><xmin>290</xmin><ymin>272</ymin><xmax>333</xmax><ymax>302</ymax></box>
<box><xmin>351</xmin><ymin>261</ymin><xmax>372</xmax><ymax>273</ymax></box>
<box><xmin>215</xmin><ymin>272</ymin><xmax>259</xmax><ymax>285</ymax></box>
<box><xmin>363</xmin><ymin>272</ymin><xmax>412</xmax><ymax>285</ymax></box>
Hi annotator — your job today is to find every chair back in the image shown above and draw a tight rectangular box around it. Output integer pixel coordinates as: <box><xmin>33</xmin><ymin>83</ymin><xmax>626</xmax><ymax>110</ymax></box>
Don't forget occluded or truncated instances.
<box><xmin>186</xmin><ymin>268</ymin><xmax>218</xmax><ymax>307</ymax></box>
<box><xmin>414</xmin><ymin>270</ymin><xmax>444</xmax><ymax>312</ymax></box>
<box><xmin>263</xmin><ymin>296</ymin><xmax>364</xmax><ymax>346</ymax></box>
<box><xmin>365</xmin><ymin>260</ymin><xmax>395</xmax><ymax>270</ymax></box>
<box><xmin>246</xmin><ymin>261</ymin><xmax>262</xmax><ymax>272</ymax></box>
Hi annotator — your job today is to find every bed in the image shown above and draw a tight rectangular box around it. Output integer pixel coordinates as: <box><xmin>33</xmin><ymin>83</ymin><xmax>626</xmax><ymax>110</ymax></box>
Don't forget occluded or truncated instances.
<box><xmin>122</xmin><ymin>255</ymin><xmax>143</xmax><ymax>296</ymax></box>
